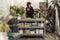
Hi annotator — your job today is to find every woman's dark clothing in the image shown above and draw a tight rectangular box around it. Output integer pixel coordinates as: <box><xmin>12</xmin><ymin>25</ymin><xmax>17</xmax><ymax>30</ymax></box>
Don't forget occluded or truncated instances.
<box><xmin>26</xmin><ymin>6</ymin><xmax>34</xmax><ymax>18</ymax></box>
<box><xmin>7</xmin><ymin>18</ymin><xmax>19</xmax><ymax>32</ymax></box>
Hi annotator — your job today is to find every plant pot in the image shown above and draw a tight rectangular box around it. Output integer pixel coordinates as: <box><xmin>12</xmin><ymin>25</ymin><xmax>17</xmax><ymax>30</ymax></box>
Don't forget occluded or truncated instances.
<box><xmin>17</xmin><ymin>16</ymin><xmax>21</xmax><ymax>20</ymax></box>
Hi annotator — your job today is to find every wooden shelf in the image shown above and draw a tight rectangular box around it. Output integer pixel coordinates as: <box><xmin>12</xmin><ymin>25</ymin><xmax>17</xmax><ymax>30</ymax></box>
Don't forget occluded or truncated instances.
<box><xmin>19</xmin><ymin>19</ymin><xmax>45</xmax><ymax>23</ymax></box>
<box><xmin>20</xmin><ymin>34</ymin><xmax>44</xmax><ymax>37</ymax></box>
<box><xmin>19</xmin><ymin>26</ymin><xmax>44</xmax><ymax>29</ymax></box>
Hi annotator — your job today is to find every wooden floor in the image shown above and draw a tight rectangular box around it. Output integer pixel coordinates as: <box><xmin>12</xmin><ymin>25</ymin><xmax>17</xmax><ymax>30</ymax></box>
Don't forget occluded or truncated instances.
<box><xmin>44</xmin><ymin>33</ymin><xmax>59</xmax><ymax>40</ymax></box>
<box><xmin>18</xmin><ymin>33</ymin><xmax>60</xmax><ymax>40</ymax></box>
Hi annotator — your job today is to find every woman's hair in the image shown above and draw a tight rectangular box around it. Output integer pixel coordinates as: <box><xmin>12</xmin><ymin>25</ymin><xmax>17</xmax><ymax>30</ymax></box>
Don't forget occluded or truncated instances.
<box><xmin>27</xmin><ymin>2</ymin><xmax>31</xmax><ymax>6</ymax></box>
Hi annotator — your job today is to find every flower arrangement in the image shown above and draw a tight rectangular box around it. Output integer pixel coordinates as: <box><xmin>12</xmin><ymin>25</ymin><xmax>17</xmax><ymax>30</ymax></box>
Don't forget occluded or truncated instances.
<box><xmin>10</xmin><ymin>5</ymin><xmax>25</xmax><ymax>17</ymax></box>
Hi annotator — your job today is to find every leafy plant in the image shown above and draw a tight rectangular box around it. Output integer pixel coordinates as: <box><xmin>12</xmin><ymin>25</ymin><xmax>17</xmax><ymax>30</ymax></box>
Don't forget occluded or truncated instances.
<box><xmin>10</xmin><ymin>6</ymin><xmax>17</xmax><ymax>16</ymax></box>
<box><xmin>18</xmin><ymin>6</ymin><xmax>25</xmax><ymax>15</ymax></box>
<box><xmin>0</xmin><ymin>23</ymin><xmax>10</xmax><ymax>32</ymax></box>
<box><xmin>10</xmin><ymin>6</ymin><xmax>25</xmax><ymax>16</ymax></box>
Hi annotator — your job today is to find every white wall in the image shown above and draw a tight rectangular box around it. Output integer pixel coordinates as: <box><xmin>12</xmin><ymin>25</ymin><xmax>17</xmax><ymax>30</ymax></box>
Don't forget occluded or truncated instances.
<box><xmin>0</xmin><ymin>0</ymin><xmax>9</xmax><ymax>18</ymax></box>
<box><xmin>13</xmin><ymin>0</ymin><xmax>45</xmax><ymax>9</ymax></box>
<box><xmin>13</xmin><ymin>0</ymin><xmax>52</xmax><ymax>9</ymax></box>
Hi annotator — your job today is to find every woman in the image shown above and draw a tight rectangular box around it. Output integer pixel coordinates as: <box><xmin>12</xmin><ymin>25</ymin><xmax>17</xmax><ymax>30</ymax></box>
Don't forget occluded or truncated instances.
<box><xmin>26</xmin><ymin>2</ymin><xmax>34</xmax><ymax>18</ymax></box>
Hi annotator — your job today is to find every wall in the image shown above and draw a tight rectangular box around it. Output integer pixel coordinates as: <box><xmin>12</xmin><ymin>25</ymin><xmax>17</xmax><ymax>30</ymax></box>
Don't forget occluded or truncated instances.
<box><xmin>0</xmin><ymin>0</ymin><xmax>9</xmax><ymax>18</ymax></box>
<box><xmin>12</xmin><ymin>0</ymin><xmax>45</xmax><ymax>9</ymax></box>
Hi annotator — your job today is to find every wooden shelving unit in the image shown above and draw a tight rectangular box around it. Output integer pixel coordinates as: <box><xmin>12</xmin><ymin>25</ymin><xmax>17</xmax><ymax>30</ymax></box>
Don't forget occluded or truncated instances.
<box><xmin>19</xmin><ymin>19</ymin><xmax>45</xmax><ymax>23</ymax></box>
<box><xmin>18</xmin><ymin>19</ymin><xmax>45</xmax><ymax>37</ymax></box>
<box><xmin>19</xmin><ymin>26</ymin><xmax>44</xmax><ymax>29</ymax></box>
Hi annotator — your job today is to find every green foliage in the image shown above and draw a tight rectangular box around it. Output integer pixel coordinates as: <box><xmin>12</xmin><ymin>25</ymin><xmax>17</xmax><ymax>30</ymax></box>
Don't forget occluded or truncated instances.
<box><xmin>10</xmin><ymin>5</ymin><xmax>25</xmax><ymax>16</ymax></box>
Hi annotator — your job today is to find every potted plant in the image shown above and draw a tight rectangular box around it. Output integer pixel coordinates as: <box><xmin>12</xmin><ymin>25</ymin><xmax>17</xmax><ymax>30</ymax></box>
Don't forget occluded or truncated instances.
<box><xmin>16</xmin><ymin>6</ymin><xmax>25</xmax><ymax>19</ymax></box>
<box><xmin>10</xmin><ymin>5</ymin><xmax>17</xmax><ymax>16</ymax></box>
<box><xmin>10</xmin><ymin>6</ymin><xmax>25</xmax><ymax>19</ymax></box>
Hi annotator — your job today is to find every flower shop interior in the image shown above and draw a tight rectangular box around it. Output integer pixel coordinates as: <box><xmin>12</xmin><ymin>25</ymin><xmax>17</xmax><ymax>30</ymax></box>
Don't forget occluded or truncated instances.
<box><xmin>0</xmin><ymin>0</ymin><xmax>60</xmax><ymax>40</ymax></box>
